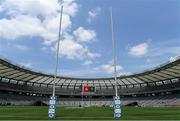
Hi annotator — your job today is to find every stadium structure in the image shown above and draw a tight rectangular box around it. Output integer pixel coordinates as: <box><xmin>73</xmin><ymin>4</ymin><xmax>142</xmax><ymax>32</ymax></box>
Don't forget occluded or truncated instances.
<box><xmin>0</xmin><ymin>57</ymin><xmax>180</xmax><ymax>107</ymax></box>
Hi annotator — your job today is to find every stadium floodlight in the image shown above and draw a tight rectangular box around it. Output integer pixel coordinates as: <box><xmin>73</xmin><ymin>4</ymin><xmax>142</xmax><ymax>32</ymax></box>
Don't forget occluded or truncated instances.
<box><xmin>110</xmin><ymin>7</ymin><xmax>122</xmax><ymax>119</ymax></box>
<box><xmin>48</xmin><ymin>6</ymin><xmax>63</xmax><ymax>119</ymax></box>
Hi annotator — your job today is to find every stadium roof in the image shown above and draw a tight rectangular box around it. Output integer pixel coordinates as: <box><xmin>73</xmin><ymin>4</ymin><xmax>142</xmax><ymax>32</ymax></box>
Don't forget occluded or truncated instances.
<box><xmin>0</xmin><ymin>57</ymin><xmax>180</xmax><ymax>88</ymax></box>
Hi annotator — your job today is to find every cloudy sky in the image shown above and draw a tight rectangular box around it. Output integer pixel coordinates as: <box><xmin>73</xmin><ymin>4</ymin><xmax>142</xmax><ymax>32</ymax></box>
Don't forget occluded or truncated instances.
<box><xmin>0</xmin><ymin>0</ymin><xmax>180</xmax><ymax>78</ymax></box>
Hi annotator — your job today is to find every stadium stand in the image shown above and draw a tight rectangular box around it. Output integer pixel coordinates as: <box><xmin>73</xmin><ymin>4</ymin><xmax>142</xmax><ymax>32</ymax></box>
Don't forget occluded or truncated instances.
<box><xmin>0</xmin><ymin>57</ymin><xmax>180</xmax><ymax>107</ymax></box>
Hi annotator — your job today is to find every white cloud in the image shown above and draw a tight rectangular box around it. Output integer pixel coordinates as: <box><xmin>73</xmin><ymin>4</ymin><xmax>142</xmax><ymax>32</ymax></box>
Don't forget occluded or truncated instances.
<box><xmin>62</xmin><ymin>0</ymin><xmax>79</xmax><ymax>16</ymax></box>
<box><xmin>93</xmin><ymin>61</ymin><xmax>132</xmax><ymax>76</ymax></box>
<box><xmin>87</xmin><ymin>7</ymin><xmax>101</xmax><ymax>23</ymax></box>
<box><xmin>42</xmin><ymin>14</ymin><xmax>72</xmax><ymax>45</ymax></box>
<box><xmin>87</xmin><ymin>52</ymin><xmax>100</xmax><ymax>58</ymax></box>
<box><xmin>96</xmin><ymin>63</ymin><xmax>123</xmax><ymax>74</ymax></box>
<box><xmin>139</xmin><ymin>39</ymin><xmax>180</xmax><ymax>59</ymax></box>
<box><xmin>129</xmin><ymin>43</ymin><xmax>149</xmax><ymax>57</ymax></box>
<box><xmin>0</xmin><ymin>0</ymin><xmax>78</xmax><ymax>45</ymax></box>
<box><xmin>83</xmin><ymin>60</ymin><xmax>93</xmax><ymax>65</ymax></box>
<box><xmin>58</xmin><ymin>68</ymin><xmax>98</xmax><ymax>77</ymax></box>
<box><xmin>146</xmin><ymin>58</ymin><xmax>151</xmax><ymax>63</ymax></box>
<box><xmin>0</xmin><ymin>5</ymin><xmax>3</xmax><ymax>12</ymax></box>
<box><xmin>117</xmin><ymin>72</ymin><xmax>132</xmax><ymax>76</ymax></box>
<box><xmin>52</xmin><ymin>35</ymin><xmax>100</xmax><ymax>60</ymax></box>
<box><xmin>100</xmin><ymin>64</ymin><xmax>123</xmax><ymax>73</ymax></box>
<box><xmin>14</xmin><ymin>44</ymin><xmax>29</xmax><ymax>51</ymax></box>
<box><xmin>0</xmin><ymin>0</ymin><xmax>78</xmax><ymax>17</ymax></box>
<box><xmin>0</xmin><ymin>0</ymin><xmax>59</xmax><ymax>16</ymax></box>
<box><xmin>20</xmin><ymin>62</ymin><xmax>32</xmax><ymax>68</ymax></box>
<box><xmin>59</xmin><ymin>38</ymin><xmax>87</xmax><ymax>59</ymax></box>
<box><xmin>0</xmin><ymin>0</ymin><xmax>100</xmax><ymax>61</ymax></box>
<box><xmin>73</xmin><ymin>27</ymin><xmax>96</xmax><ymax>42</ymax></box>
<box><xmin>0</xmin><ymin>15</ymin><xmax>44</xmax><ymax>40</ymax></box>
<box><xmin>169</xmin><ymin>55</ymin><xmax>180</xmax><ymax>62</ymax></box>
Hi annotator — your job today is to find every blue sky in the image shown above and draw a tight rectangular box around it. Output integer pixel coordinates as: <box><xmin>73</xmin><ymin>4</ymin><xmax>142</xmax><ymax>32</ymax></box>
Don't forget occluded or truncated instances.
<box><xmin>0</xmin><ymin>0</ymin><xmax>180</xmax><ymax>78</ymax></box>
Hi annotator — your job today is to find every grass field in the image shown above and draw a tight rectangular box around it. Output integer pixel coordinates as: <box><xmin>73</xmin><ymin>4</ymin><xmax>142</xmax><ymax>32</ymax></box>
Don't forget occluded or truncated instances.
<box><xmin>0</xmin><ymin>106</ymin><xmax>180</xmax><ymax>120</ymax></box>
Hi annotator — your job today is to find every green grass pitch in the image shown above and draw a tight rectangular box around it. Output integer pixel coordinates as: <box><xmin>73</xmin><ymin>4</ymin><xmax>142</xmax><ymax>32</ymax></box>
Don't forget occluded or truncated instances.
<box><xmin>0</xmin><ymin>106</ymin><xmax>180</xmax><ymax>120</ymax></box>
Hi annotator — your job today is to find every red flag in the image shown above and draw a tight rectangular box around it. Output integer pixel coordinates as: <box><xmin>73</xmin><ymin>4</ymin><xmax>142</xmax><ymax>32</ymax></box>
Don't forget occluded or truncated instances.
<box><xmin>83</xmin><ymin>85</ymin><xmax>90</xmax><ymax>92</ymax></box>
